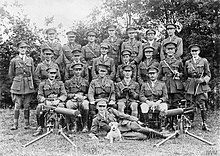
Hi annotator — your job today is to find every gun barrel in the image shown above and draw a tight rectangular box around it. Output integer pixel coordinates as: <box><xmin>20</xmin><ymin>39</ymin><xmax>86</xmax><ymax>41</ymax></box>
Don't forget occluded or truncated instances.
<box><xmin>55</xmin><ymin>107</ymin><xmax>80</xmax><ymax>116</ymax></box>
<box><xmin>166</xmin><ymin>108</ymin><xmax>184</xmax><ymax>117</ymax></box>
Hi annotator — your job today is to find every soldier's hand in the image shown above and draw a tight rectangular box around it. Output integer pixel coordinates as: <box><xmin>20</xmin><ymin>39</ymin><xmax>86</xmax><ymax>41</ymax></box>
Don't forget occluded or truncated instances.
<box><xmin>91</xmin><ymin>136</ymin><xmax>99</xmax><ymax>140</ymax></box>
<box><xmin>130</xmin><ymin>60</ymin><xmax>136</xmax><ymax>65</ymax></box>
<box><xmin>53</xmin><ymin>99</ymin><xmax>60</xmax><ymax>106</ymax></box>
<box><xmin>109</xmin><ymin>100</ymin><xmax>115</xmax><ymax>105</ymax></box>
<box><xmin>197</xmin><ymin>78</ymin><xmax>204</xmax><ymax>84</ymax></box>
<box><xmin>137</xmin><ymin>121</ymin><xmax>144</xmax><ymax>126</ymax></box>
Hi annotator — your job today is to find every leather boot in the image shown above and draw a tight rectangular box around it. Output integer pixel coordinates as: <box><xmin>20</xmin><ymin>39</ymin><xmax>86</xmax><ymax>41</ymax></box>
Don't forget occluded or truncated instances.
<box><xmin>201</xmin><ymin>110</ymin><xmax>211</xmax><ymax>131</ymax></box>
<box><xmin>142</xmin><ymin>113</ymin><xmax>149</xmax><ymax>127</ymax></box>
<box><xmin>82</xmin><ymin>110</ymin><xmax>89</xmax><ymax>133</ymax></box>
<box><xmin>33</xmin><ymin>126</ymin><xmax>43</xmax><ymax>136</ymax></box>
<box><xmin>24</xmin><ymin>109</ymin><xmax>30</xmax><ymax>129</ymax></box>
<box><xmin>10</xmin><ymin>110</ymin><xmax>19</xmax><ymax>130</ymax></box>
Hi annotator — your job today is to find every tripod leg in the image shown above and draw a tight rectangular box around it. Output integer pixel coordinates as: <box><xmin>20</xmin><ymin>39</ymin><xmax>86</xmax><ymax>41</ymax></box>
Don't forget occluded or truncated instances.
<box><xmin>153</xmin><ymin>131</ymin><xmax>179</xmax><ymax>147</ymax></box>
<box><xmin>59</xmin><ymin>129</ymin><xmax>77</xmax><ymax>147</ymax></box>
<box><xmin>23</xmin><ymin>130</ymin><xmax>53</xmax><ymax>147</ymax></box>
<box><xmin>185</xmin><ymin>130</ymin><xmax>214</xmax><ymax>146</ymax></box>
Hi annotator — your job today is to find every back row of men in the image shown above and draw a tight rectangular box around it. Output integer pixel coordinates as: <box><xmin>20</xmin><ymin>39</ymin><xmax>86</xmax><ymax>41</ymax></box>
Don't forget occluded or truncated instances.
<box><xmin>8</xmin><ymin>23</ymin><xmax>211</xmax><ymax>136</ymax></box>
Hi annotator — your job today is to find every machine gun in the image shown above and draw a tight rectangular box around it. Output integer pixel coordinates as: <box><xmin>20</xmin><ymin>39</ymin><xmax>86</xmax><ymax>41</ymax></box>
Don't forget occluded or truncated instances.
<box><xmin>153</xmin><ymin>107</ymin><xmax>214</xmax><ymax>147</ymax></box>
<box><xmin>23</xmin><ymin>104</ymin><xmax>80</xmax><ymax>148</ymax></box>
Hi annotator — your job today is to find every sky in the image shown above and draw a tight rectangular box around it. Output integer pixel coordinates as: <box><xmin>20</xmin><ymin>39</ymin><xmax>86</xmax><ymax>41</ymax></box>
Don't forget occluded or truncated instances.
<box><xmin>1</xmin><ymin>0</ymin><xmax>102</xmax><ymax>28</ymax></box>
<box><xmin>1</xmin><ymin>0</ymin><xmax>103</xmax><ymax>43</ymax></box>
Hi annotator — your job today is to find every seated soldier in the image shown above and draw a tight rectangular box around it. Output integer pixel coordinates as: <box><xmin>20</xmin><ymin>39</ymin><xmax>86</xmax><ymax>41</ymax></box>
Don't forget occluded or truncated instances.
<box><xmin>33</xmin><ymin>67</ymin><xmax>67</xmax><ymax>136</ymax></box>
<box><xmin>139</xmin><ymin>65</ymin><xmax>168</xmax><ymax>132</ymax></box>
<box><xmin>115</xmin><ymin>49</ymin><xmax>137</xmax><ymax>82</ymax></box>
<box><xmin>116</xmin><ymin>64</ymin><xmax>140</xmax><ymax>117</ymax></box>
<box><xmin>65</xmin><ymin>49</ymin><xmax>89</xmax><ymax>81</ymax></box>
<box><xmin>88</xmin><ymin>64</ymin><xmax>116</xmax><ymax>118</ymax></box>
<box><xmin>34</xmin><ymin>46</ymin><xmax>61</xmax><ymax>87</ymax></box>
<box><xmin>92</xmin><ymin>42</ymin><xmax>115</xmax><ymax>80</ymax></box>
<box><xmin>88</xmin><ymin>99</ymin><xmax>168</xmax><ymax>140</ymax></box>
<box><xmin>65</xmin><ymin>63</ymin><xmax>89</xmax><ymax>133</ymax></box>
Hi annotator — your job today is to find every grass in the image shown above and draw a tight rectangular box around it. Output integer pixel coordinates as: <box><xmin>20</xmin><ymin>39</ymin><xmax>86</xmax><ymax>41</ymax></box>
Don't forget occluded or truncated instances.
<box><xmin>0</xmin><ymin>109</ymin><xmax>219</xmax><ymax>156</ymax></box>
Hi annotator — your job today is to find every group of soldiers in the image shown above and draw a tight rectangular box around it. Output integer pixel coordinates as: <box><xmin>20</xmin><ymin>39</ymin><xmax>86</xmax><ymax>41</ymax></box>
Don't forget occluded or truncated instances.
<box><xmin>8</xmin><ymin>23</ymin><xmax>211</xmax><ymax>140</ymax></box>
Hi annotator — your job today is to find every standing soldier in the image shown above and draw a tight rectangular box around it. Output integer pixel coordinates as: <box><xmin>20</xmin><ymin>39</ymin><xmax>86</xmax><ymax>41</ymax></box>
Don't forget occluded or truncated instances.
<box><xmin>143</xmin><ymin>29</ymin><xmax>161</xmax><ymax>61</ymax></box>
<box><xmin>65</xmin><ymin>63</ymin><xmax>89</xmax><ymax>133</ymax></box>
<box><xmin>116</xmin><ymin>64</ymin><xmax>140</xmax><ymax>117</ymax></box>
<box><xmin>160</xmin><ymin>23</ymin><xmax>183</xmax><ymax>60</ymax></box>
<box><xmin>88</xmin><ymin>64</ymin><xmax>116</xmax><ymax>117</ymax></box>
<box><xmin>139</xmin><ymin>65</ymin><xmax>168</xmax><ymax>131</ymax></box>
<box><xmin>62</xmin><ymin>30</ymin><xmax>82</xmax><ymax>62</ymax></box>
<box><xmin>116</xmin><ymin>49</ymin><xmax>137</xmax><ymax>82</ymax></box>
<box><xmin>137</xmin><ymin>46</ymin><xmax>159</xmax><ymax>85</ymax></box>
<box><xmin>9</xmin><ymin>41</ymin><xmax>35</xmax><ymax>130</ymax></box>
<box><xmin>81</xmin><ymin>30</ymin><xmax>100</xmax><ymax>81</ymax></box>
<box><xmin>33</xmin><ymin>67</ymin><xmax>67</xmax><ymax>136</ymax></box>
<box><xmin>121</xmin><ymin>27</ymin><xmax>143</xmax><ymax>65</ymax></box>
<box><xmin>35</xmin><ymin>46</ymin><xmax>61</xmax><ymax>87</ymax></box>
<box><xmin>92</xmin><ymin>43</ymin><xmax>115</xmax><ymax>80</ymax></box>
<box><xmin>158</xmin><ymin>42</ymin><xmax>184</xmax><ymax>109</ymax></box>
<box><xmin>41</xmin><ymin>28</ymin><xmax>68</xmax><ymax>80</ymax></box>
<box><xmin>65</xmin><ymin>49</ymin><xmax>89</xmax><ymax>81</ymax></box>
<box><xmin>103</xmin><ymin>25</ymin><xmax>123</xmax><ymax>66</ymax></box>
<box><xmin>184</xmin><ymin>44</ymin><xmax>211</xmax><ymax>131</ymax></box>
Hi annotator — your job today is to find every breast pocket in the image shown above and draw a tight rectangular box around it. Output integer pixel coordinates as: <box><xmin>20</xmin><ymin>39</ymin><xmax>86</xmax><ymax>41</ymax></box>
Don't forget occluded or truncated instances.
<box><xmin>105</xmin><ymin>84</ymin><xmax>111</xmax><ymax>93</ymax></box>
<box><xmin>11</xmin><ymin>77</ymin><xmax>22</xmax><ymax>91</ymax></box>
<box><xmin>27</xmin><ymin>77</ymin><xmax>34</xmax><ymax>89</ymax></box>
<box><xmin>196</xmin><ymin>65</ymin><xmax>204</xmax><ymax>74</ymax></box>
<box><xmin>95</xmin><ymin>86</ymin><xmax>103</xmax><ymax>94</ymax></box>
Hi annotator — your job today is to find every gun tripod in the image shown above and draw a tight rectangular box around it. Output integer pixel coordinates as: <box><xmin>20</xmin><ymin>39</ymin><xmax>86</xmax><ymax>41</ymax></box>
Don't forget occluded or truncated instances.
<box><xmin>23</xmin><ymin>108</ymin><xmax>77</xmax><ymax>148</ymax></box>
<box><xmin>154</xmin><ymin>113</ymin><xmax>215</xmax><ymax>147</ymax></box>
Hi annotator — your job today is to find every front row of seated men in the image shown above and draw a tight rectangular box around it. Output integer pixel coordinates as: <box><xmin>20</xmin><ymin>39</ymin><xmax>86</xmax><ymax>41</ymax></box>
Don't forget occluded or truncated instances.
<box><xmin>32</xmin><ymin>61</ymin><xmax>171</xmax><ymax>139</ymax></box>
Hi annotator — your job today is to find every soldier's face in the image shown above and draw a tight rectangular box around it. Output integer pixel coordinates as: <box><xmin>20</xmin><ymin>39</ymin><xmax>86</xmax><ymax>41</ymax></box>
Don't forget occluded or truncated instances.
<box><xmin>149</xmin><ymin>71</ymin><xmax>158</xmax><ymax>81</ymax></box>
<box><xmin>123</xmin><ymin>55</ymin><xmax>130</xmax><ymax>63</ymax></box>
<box><xmin>127</xmin><ymin>30</ymin><xmax>136</xmax><ymax>39</ymax></box>
<box><xmin>99</xmin><ymin>69</ymin><xmax>107</xmax><ymax>77</ymax></box>
<box><xmin>47</xmin><ymin>32</ymin><xmax>56</xmax><ymax>40</ymax></box>
<box><xmin>97</xmin><ymin>104</ymin><xmax>107</xmax><ymax>113</ymax></box>
<box><xmin>190</xmin><ymin>47</ymin><xmax>200</xmax><ymax>58</ymax></box>
<box><xmin>165</xmin><ymin>44</ymin><xmax>176</xmax><ymax>56</ymax></box>
<box><xmin>100</xmin><ymin>47</ymin><xmax>109</xmax><ymax>55</ymax></box>
<box><xmin>73</xmin><ymin>55</ymin><xmax>80</xmax><ymax>62</ymax></box>
<box><xmin>123</xmin><ymin>70</ymin><xmax>132</xmax><ymax>78</ymax></box>
<box><xmin>87</xmin><ymin>35</ymin><xmax>96</xmax><ymax>42</ymax></box>
<box><xmin>108</xmin><ymin>29</ymin><xmax>116</xmax><ymax>37</ymax></box>
<box><xmin>167</xmin><ymin>27</ymin><xmax>175</xmax><ymax>36</ymax></box>
<box><xmin>18</xmin><ymin>46</ymin><xmax>28</xmax><ymax>54</ymax></box>
<box><xmin>147</xmin><ymin>33</ymin><xmax>155</xmax><ymax>41</ymax></box>
<box><xmin>74</xmin><ymin>68</ymin><xmax>82</xmax><ymax>77</ymax></box>
<box><xmin>67</xmin><ymin>35</ymin><xmax>76</xmax><ymax>43</ymax></box>
<box><xmin>44</xmin><ymin>50</ymin><xmax>53</xmax><ymax>60</ymax></box>
<box><xmin>144</xmin><ymin>51</ymin><xmax>153</xmax><ymax>59</ymax></box>
<box><xmin>48</xmin><ymin>70</ymin><xmax>57</xmax><ymax>80</ymax></box>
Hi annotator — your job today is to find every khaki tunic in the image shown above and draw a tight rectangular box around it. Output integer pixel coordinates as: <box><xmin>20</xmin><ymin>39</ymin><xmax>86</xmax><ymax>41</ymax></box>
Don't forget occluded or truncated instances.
<box><xmin>37</xmin><ymin>79</ymin><xmax>67</xmax><ymax>103</ymax></box>
<box><xmin>142</xmin><ymin>39</ymin><xmax>161</xmax><ymax>61</ymax></box>
<box><xmin>103</xmin><ymin>36</ymin><xmax>122</xmax><ymax>65</ymax></box>
<box><xmin>91</xmin><ymin>56</ymin><xmax>115</xmax><ymax>80</ymax></box>
<box><xmin>137</xmin><ymin>59</ymin><xmax>159</xmax><ymax>84</ymax></box>
<box><xmin>158</xmin><ymin>56</ymin><xmax>184</xmax><ymax>93</ymax></box>
<box><xmin>8</xmin><ymin>55</ymin><xmax>35</xmax><ymax>94</ymax></box>
<box><xmin>139</xmin><ymin>80</ymin><xmax>168</xmax><ymax>102</ymax></box>
<box><xmin>62</xmin><ymin>42</ymin><xmax>82</xmax><ymax>61</ymax></box>
<box><xmin>82</xmin><ymin>43</ymin><xmax>100</xmax><ymax>67</ymax></box>
<box><xmin>34</xmin><ymin>61</ymin><xmax>61</xmax><ymax>87</ymax></box>
<box><xmin>160</xmin><ymin>35</ymin><xmax>183</xmax><ymax>60</ymax></box>
<box><xmin>121</xmin><ymin>40</ymin><xmax>143</xmax><ymax>64</ymax></box>
<box><xmin>88</xmin><ymin>76</ymin><xmax>115</xmax><ymax>102</ymax></box>
<box><xmin>184</xmin><ymin>57</ymin><xmax>211</xmax><ymax>95</ymax></box>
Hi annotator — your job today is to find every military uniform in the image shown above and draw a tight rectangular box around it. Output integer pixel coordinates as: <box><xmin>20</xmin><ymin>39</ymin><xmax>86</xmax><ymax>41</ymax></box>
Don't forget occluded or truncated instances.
<box><xmin>65</xmin><ymin>71</ymin><xmax>89</xmax><ymax>132</ymax></box>
<box><xmin>34</xmin><ymin>60</ymin><xmax>61</xmax><ymax>87</ymax></box>
<box><xmin>63</xmin><ymin>42</ymin><xmax>82</xmax><ymax>62</ymax></box>
<box><xmin>103</xmin><ymin>36</ymin><xmax>122</xmax><ymax>66</ymax></box>
<box><xmin>91</xmin><ymin>56</ymin><xmax>115</xmax><ymax>80</ymax></box>
<box><xmin>8</xmin><ymin>42</ymin><xmax>35</xmax><ymax>130</ymax></box>
<box><xmin>89</xmin><ymin>102</ymin><xmax>167</xmax><ymax>139</ymax></box>
<box><xmin>184</xmin><ymin>53</ymin><xmax>211</xmax><ymax>130</ymax></box>
<box><xmin>137</xmin><ymin>59</ymin><xmax>159</xmax><ymax>84</ymax></box>
<box><xmin>116</xmin><ymin>63</ymin><xmax>137</xmax><ymax>82</ymax></box>
<box><xmin>88</xmin><ymin>76</ymin><xmax>116</xmax><ymax>116</ymax></box>
<box><xmin>121</xmin><ymin>40</ymin><xmax>143</xmax><ymax>64</ymax></box>
<box><xmin>116</xmin><ymin>79</ymin><xmax>140</xmax><ymax>117</ymax></box>
<box><xmin>158</xmin><ymin>55</ymin><xmax>184</xmax><ymax>107</ymax></box>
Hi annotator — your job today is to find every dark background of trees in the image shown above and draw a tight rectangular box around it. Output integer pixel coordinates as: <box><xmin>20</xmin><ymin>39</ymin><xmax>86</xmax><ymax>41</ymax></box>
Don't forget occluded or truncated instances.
<box><xmin>0</xmin><ymin>0</ymin><xmax>220</xmax><ymax>108</ymax></box>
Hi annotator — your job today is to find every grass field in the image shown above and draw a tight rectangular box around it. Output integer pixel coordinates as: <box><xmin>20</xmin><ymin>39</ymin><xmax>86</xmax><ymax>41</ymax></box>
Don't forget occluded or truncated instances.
<box><xmin>0</xmin><ymin>109</ymin><xmax>219</xmax><ymax>156</ymax></box>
